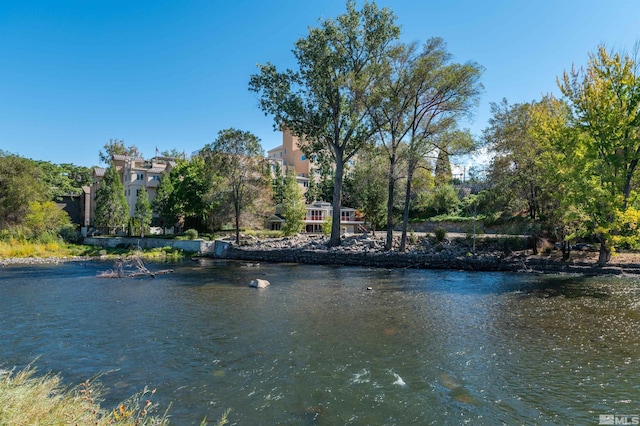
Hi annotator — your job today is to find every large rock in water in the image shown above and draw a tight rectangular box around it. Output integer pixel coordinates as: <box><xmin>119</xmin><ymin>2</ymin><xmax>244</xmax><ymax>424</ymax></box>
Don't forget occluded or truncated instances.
<box><xmin>249</xmin><ymin>279</ymin><xmax>270</xmax><ymax>288</ymax></box>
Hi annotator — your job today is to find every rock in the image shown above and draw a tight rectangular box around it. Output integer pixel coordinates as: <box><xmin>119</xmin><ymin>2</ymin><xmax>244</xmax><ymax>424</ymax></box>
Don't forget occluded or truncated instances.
<box><xmin>249</xmin><ymin>278</ymin><xmax>270</xmax><ymax>288</ymax></box>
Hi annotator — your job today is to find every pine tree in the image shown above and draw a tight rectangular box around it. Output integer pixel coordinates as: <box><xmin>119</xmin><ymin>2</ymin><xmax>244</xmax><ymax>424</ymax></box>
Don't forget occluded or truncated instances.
<box><xmin>134</xmin><ymin>187</ymin><xmax>152</xmax><ymax>238</ymax></box>
<box><xmin>94</xmin><ymin>163</ymin><xmax>128</xmax><ymax>234</ymax></box>
<box><xmin>152</xmin><ymin>173</ymin><xmax>175</xmax><ymax>234</ymax></box>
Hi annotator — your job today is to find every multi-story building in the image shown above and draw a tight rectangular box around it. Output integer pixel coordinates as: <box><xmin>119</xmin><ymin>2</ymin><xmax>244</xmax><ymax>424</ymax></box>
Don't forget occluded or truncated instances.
<box><xmin>267</xmin><ymin>128</ymin><xmax>314</xmax><ymax>192</ymax></box>
<box><xmin>87</xmin><ymin>154</ymin><xmax>175</xmax><ymax>231</ymax></box>
<box><xmin>267</xmin><ymin>201</ymin><xmax>364</xmax><ymax>234</ymax></box>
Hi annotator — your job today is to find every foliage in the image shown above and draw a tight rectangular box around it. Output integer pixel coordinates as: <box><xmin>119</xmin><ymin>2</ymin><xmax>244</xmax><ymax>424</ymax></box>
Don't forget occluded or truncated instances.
<box><xmin>184</xmin><ymin>228</ymin><xmax>198</xmax><ymax>240</ymax></box>
<box><xmin>554</xmin><ymin>45</ymin><xmax>640</xmax><ymax>263</ymax></box>
<box><xmin>94</xmin><ymin>163</ymin><xmax>129</xmax><ymax>234</ymax></box>
<box><xmin>152</xmin><ymin>173</ymin><xmax>176</xmax><ymax>234</ymax></box>
<box><xmin>35</xmin><ymin>161</ymin><xmax>92</xmax><ymax>200</ymax></box>
<box><xmin>322</xmin><ymin>217</ymin><xmax>332</xmax><ymax>235</ymax></box>
<box><xmin>250</xmin><ymin>0</ymin><xmax>400</xmax><ymax>247</ymax></box>
<box><xmin>168</xmin><ymin>156</ymin><xmax>219</xmax><ymax>232</ymax></box>
<box><xmin>0</xmin><ymin>153</ymin><xmax>47</xmax><ymax>229</ymax></box>
<box><xmin>347</xmin><ymin>148</ymin><xmax>388</xmax><ymax>234</ymax></box>
<box><xmin>434</xmin><ymin>227</ymin><xmax>447</xmax><ymax>242</ymax></box>
<box><xmin>415</xmin><ymin>185</ymin><xmax>460</xmax><ymax>218</ymax></box>
<box><xmin>98</xmin><ymin>138</ymin><xmax>140</xmax><ymax>164</ymax></box>
<box><xmin>271</xmin><ymin>162</ymin><xmax>286</xmax><ymax>205</ymax></box>
<box><xmin>202</xmin><ymin>128</ymin><xmax>270</xmax><ymax>243</ymax></box>
<box><xmin>134</xmin><ymin>187</ymin><xmax>153</xmax><ymax>238</ymax></box>
<box><xmin>23</xmin><ymin>201</ymin><xmax>72</xmax><ymax>239</ymax></box>
<box><xmin>280</xmin><ymin>171</ymin><xmax>306</xmax><ymax>236</ymax></box>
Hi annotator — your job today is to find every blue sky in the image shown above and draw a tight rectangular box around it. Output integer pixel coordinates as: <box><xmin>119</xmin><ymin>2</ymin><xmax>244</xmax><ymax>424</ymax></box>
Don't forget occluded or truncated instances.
<box><xmin>1</xmin><ymin>0</ymin><xmax>639</xmax><ymax>167</ymax></box>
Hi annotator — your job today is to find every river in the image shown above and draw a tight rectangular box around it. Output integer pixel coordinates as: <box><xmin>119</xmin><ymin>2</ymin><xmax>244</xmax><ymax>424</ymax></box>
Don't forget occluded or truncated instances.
<box><xmin>1</xmin><ymin>259</ymin><xmax>639</xmax><ymax>425</ymax></box>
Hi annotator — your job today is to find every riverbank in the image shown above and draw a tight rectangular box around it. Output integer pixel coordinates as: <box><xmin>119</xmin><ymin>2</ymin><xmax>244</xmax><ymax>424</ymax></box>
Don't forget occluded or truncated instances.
<box><xmin>216</xmin><ymin>233</ymin><xmax>640</xmax><ymax>276</ymax></box>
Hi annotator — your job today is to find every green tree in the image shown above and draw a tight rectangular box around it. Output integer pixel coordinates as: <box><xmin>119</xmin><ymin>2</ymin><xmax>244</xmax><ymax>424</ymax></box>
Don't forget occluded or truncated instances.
<box><xmin>434</xmin><ymin>149</ymin><xmax>452</xmax><ymax>186</ymax></box>
<box><xmin>169</xmin><ymin>156</ymin><xmax>217</xmax><ymax>232</ymax></box>
<box><xmin>36</xmin><ymin>161</ymin><xmax>92</xmax><ymax>200</ymax></box>
<box><xmin>249</xmin><ymin>0</ymin><xmax>400</xmax><ymax>247</ymax></box>
<box><xmin>98</xmin><ymin>139</ymin><xmax>140</xmax><ymax>164</ymax></box>
<box><xmin>558</xmin><ymin>45</ymin><xmax>640</xmax><ymax>263</ymax></box>
<box><xmin>271</xmin><ymin>162</ymin><xmax>286</xmax><ymax>205</ymax></box>
<box><xmin>94</xmin><ymin>162</ymin><xmax>129</xmax><ymax>234</ymax></box>
<box><xmin>0</xmin><ymin>153</ymin><xmax>47</xmax><ymax>229</ymax></box>
<box><xmin>202</xmin><ymin>128</ymin><xmax>269</xmax><ymax>243</ymax></box>
<box><xmin>348</xmin><ymin>148</ymin><xmax>388</xmax><ymax>235</ymax></box>
<box><xmin>152</xmin><ymin>173</ymin><xmax>175</xmax><ymax>234</ymax></box>
<box><xmin>24</xmin><ymin>201</ymin><xmax>72</xmax><ymax>239</ymax></box>
<box><xmin>134</xmin><ymin>187</ymin><xmax>152</xmax><ymax>238</ymax></box>
<box><xmin>280</xmin><ymin>171</ymin><xmax>307</xmax><ymax>235</ymax></box>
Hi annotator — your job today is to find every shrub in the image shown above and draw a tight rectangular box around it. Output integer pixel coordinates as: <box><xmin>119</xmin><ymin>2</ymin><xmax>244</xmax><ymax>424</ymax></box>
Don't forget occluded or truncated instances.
<box><xmin>435</xmin><ymin>227</ymin><xmax>447</xmax><ymax>242</ymax></box>
<box><xmin>184</xmin><ymin>229</ymin><xmax>198</xmax><ymax>240</ymax></box>
<box><xmin>322</xmin><ymin>218</ymin><xmax>332</xmax><ymax>235</ymax></box>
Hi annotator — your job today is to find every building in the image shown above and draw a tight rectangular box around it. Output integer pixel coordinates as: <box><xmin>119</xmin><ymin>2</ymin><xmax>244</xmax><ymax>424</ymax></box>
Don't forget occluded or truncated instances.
<box><xmin>267</xmin><ymin>128</ymin><xmax>314</xmax><ymax>192</ymax></box>
<box><xmin>87</xmin><ymin>154</ymin><xmax>175</xmax><ymax>233</ymax></box>
<box><xmin>267</xmin><ymin>201</ymin><xmax>365</xmax><ymax>234</ymax></box>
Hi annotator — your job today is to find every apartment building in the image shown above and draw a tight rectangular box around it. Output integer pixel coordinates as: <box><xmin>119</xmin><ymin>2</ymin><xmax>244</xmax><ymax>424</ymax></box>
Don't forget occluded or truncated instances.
<box><xmin>267</xmin><ymin>201</ymin><xmax>364</xmax><ymax>234</ymax></box>
<box><xmin>87</xmin><ymin>154</ymin><xmax>174</xmax><ymax>231</ymax></box>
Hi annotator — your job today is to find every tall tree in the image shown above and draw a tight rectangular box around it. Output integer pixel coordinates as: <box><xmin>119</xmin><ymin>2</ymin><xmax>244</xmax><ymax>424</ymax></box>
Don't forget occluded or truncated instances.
<box><xmin>280</xmin><ymin>170</ymin><xmax>307</xmax><ymax>236</ymax></box>
<box><xmin>249</xmin><ymin>0</ymin><xmax>400</xmax><ymax>247</ymax></box>
<box><xmin>348</xmin><ymin>148</ymin><xmax>388</xmax><ymax>235</ymax></box>
<box><xmin>558</xmin><ymin>45</ymin><xmax>640</xmax><ymax>263</ymax></box>
<box><xmin>202</xmin><ymin>128</ymin><xmax>268</xmax><ymax>244</ymax></box>
<box><xmin>434</xmin><ymin>148</ymin><xmax>452</xmax><ymax>186</ymax></box>
<box><xmin>169</xmin><ymin>156</ymin><xmax>218</xmax><ymax>232</ymax></box>
<box><xmin>134</xmin><ymin>187</ymin><xmax>152</xmax><ymax>238</ymax></box>
<box><xmin>0</xmin><ymin>154</ymin><xmax>47</xmax><ymax>229</ymax></box>
<box><xmin>152</xmin><ymin>173</ymin><xmax>175</xmax><ymax>234</ymax></box>
<box><xmin>94</xmin><ymin>162</ymin><xmax>129</xmax><ymax>234</ymax></box>
<box><xmin>98</xmin><ymin>139</ymin><xmax>140</xmax><ymax>164</ymax></box>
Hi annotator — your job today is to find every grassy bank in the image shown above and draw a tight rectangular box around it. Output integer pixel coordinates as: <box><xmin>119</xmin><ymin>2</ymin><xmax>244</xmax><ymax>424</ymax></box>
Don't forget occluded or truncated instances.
<box><xmin>0</xmin><ymin>365</ymin><xmax>230</xmax><ymax>425</ymax></box>
<box><xmin>0</xmin><ymin>238</ymin><xmax>185</xmax><ymax>261</ymax></box>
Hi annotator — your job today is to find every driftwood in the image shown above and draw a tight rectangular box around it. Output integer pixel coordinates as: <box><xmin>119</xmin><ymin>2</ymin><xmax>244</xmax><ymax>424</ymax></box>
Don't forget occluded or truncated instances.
<box><xmin>97</xmin><ymin>256</ymin><xmax>174</xmax><ymax>279</ymax></box>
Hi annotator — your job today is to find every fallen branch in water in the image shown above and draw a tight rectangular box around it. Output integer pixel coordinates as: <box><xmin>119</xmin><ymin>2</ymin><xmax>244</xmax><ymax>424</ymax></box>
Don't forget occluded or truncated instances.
<box><xmin>97</xmin><ymin>254</ymin><xmax>173</xmax><ymax>278</ymax></box>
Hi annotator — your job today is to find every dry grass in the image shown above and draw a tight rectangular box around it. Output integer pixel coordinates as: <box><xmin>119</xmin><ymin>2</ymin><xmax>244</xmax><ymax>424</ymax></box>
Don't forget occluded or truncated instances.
<box><xmin>0</xmin><ymin>365</ymin><xmax>170</xmax><ymax>425</ymax></box>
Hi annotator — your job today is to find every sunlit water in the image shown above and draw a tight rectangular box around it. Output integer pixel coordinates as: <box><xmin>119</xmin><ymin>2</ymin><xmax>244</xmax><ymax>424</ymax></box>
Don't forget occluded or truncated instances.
<box><xmin>1</xmin><ymin>259</ymin><xmax>639</xmax><ymax>425</ymax></box>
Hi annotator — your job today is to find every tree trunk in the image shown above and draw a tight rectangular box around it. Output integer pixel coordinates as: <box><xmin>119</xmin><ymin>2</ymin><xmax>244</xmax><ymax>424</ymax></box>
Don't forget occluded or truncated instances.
<box><xmin>399</xmin><ymin>164</ymin><xmax>415</xmax><ymax>252</ymax></box>
<box><xmin>234</xmin><ymin>199</ymin><xmax>240</xmax><ymax>244</ymax></box>
<box><xmin>328</xmin><ymin>153</ymin><xmax>345</xmax><ymax>247</ymax></box>
<box><xmin>385</xmin><ymin>149</ymin><xmax>397</xmax><ymax>251</ymax></box>
<box><xmin>598</xmin><ymin>242</ymin><xmax>611</xmax><ymax>265</ymax></box>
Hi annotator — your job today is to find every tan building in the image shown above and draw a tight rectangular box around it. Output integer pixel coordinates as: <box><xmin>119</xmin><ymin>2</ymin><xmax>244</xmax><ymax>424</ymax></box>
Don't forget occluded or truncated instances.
<box><xmin>87</xmin><ymin>154</ymin><xmax>174</xmax><ymax>232</ymax></box>
<box><xmin>267</xmin><ymin>128</ymin><xmax>314</xmax><ymax>192</ymax></box>
<box><xmin>267</xmin><ymin>201</ymin><xmax>365</xmax><ymax>234</ymax></box>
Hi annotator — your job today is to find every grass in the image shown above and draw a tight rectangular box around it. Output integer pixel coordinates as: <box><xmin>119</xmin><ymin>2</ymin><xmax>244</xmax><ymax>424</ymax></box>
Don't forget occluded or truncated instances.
<box><xmin>0</xmin><ymin>365</ymin><xmax>230</xmax><ymax>425</ymax></box>
<box><xmin>0</xmin><ymin>238</ymin><xmax>186</xmax><ymax>261</ymax></box>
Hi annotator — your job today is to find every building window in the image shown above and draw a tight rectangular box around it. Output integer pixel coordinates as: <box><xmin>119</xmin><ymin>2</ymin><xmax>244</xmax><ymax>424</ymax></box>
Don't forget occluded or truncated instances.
<box><xmin>303</xmin><ymin>181</ymin><xmax>309</xmax><ymax>188</ymax></box>
<box><xmin>301</xmin><ymin>155</ymin><xmax>306</xmax><ymax>161</ymax></box>
<box><xmin>136</xmin><ymin>189</ymin><xmax>141</xmax><ymax>197</ymax></box>
<box><xmin>151</xmin><ymin>175</ymin><xmax>160</xmax><ymax>181</ymax></box>
<box><xmin>137</xmin><ymin>173</ymin><xmax>144</xmax><ymax>181</ymax></box>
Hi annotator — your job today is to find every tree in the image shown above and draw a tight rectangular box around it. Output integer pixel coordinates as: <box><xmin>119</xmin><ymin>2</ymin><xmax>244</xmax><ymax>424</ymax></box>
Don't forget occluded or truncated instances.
<box><xmin>434</xmin><ymin>148</ymin><xmax>452</xmax><ymax>186</ymax></box>
<box><xmin>348</xmin><ymin>148</ymin><xmax>388</xmax><ymax>235</ymax></box>
<box><xmin>134</xmin><ymin>187</ymin><xmax>152</xmax><ymax>238</ymax></box>
<box><xmin>152</xmin><ymin>173</ymin><xmax>175</xmax><ymax>234</ymax></box>
<box><xmin>36</xmin><ymin>161</ymin><xmax>92</xmax><ymax>200</ymax></box>
<box><xmin>98</xmin><ymin>139</ymin><xmax>140</xmax><ymax>164</ymax></box>
<box><xmin>0</xmin><ymin>153</ymin><xmax>47</xmax><ymax>229</ymax></box>
<box><xmin>558</xmin><ymin>45</ymin><xmax>640</xmax><ymax>263</ymax></box>
<box><xmin>202</xmin><ymin>128</ymin><xmax>269</xmax><ymax>244</ymax></box>
<box><xmin>249</xmin><ymin>0</ymin><xmax>400</xmax><ymax>246</ymax></box>
<box><xmin>271</xmin><ymin>162</ymin><xmax>286</xmax><ymax>205</ymax></box>
<box><xmin>169</xmin><ymin>156</ymin><xmax>219</xmax><ymax>232</ymax></box>
<box><xmin>24</xmin><ymin>201</ymin><xmax>71</xmax><ymax>239</ymax></box>
<box><xmin>94</xmin><ymin>162</ymin><xmax>129</xmax><ymax>234</ymax></box>
<box><xmin>280</xmin><ymin>171</ymin><xmax>307</xmax><ymax>235</ymax></box>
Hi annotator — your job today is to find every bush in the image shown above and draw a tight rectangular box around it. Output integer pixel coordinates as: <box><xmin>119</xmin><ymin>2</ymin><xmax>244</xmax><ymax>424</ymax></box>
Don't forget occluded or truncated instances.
<box><xmin>184</xmin><ymin>229</ymin><xmax>198</xmax><ymax>240</ymax></box>
<box><xmin>434</xmin><ymin>227</ymin><xmax>447</xmax><ymax>243</ymax></box>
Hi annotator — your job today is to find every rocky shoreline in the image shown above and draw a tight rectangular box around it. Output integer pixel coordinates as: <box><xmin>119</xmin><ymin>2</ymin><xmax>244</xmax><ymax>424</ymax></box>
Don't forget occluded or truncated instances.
<box><xmin>3</xmin><ymin>234</ymin><xmax>640</xmax><ymax>276</ymax></box>
<box><xmin>217</xmin><ymin>234</ymin><xmax>640</xmax><ymax>276</ymax></box>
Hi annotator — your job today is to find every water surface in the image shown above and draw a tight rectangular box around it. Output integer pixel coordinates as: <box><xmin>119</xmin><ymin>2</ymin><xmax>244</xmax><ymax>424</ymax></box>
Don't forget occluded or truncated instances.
<box><xmin>1</xmin><ymin>259</ymin><xmax>639</xmax><ymax>424</ymax></box>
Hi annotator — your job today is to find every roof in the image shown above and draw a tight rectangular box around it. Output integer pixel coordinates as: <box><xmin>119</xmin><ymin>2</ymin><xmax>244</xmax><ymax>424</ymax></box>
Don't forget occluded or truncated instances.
<box><xmin>93</xmin><ymin>167</ymin><xmax>106</xmax><ymax>177</ymax></box>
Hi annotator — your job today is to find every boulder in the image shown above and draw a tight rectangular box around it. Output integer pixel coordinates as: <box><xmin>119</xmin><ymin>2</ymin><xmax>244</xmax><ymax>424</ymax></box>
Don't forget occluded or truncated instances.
<box><xmin>249</xmin><ymin>278</ymin><xmax>270</xmax><ymax>288</ymax></box>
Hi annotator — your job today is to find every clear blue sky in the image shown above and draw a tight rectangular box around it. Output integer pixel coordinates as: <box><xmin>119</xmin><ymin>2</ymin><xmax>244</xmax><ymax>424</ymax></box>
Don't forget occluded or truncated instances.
<box><xmin>1</xmin><ymin>0</ymin><xmax>639</xmax><ymax>167</ymax></box>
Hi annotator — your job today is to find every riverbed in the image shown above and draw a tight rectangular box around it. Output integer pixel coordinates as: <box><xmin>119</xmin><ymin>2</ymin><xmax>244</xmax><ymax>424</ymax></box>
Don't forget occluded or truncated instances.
<box><xmin>1</xmin><ymin>259</ymin><xmax>638</xmax><ymax>424</ymax></box>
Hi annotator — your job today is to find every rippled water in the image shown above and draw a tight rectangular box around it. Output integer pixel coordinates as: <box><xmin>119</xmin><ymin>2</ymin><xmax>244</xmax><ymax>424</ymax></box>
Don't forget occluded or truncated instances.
<box><xmin>1</xmin><ymin>259</ymin><xmax>639</xmax><ymax>425</ymax></box>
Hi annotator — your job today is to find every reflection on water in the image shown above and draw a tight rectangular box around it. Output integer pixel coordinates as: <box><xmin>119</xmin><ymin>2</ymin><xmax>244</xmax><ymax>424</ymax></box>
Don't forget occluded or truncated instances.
<box><xmin>1</xmin><ymin>260</ymin><xmax>639</xmax><ymax>425</ymax></box>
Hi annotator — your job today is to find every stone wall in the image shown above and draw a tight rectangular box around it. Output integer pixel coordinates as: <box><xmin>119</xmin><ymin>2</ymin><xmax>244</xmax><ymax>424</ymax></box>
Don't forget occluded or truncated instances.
<box><xmin>83</xmin><ymin>237</ymin><xmax>214</xmax><ymax>253</ymax></box>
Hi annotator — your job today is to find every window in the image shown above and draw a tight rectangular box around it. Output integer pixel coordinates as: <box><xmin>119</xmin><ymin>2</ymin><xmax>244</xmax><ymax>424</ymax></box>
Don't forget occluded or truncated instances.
<box><xmin>301</xmin><ymin>155</ymin><xmax>306</xmax><ymax>161</ymax></box>
<box><xmin>136</xmin><ymin>189</ymin><xmax>141</xmax><ymax>197</ymax></box>
<box><xmin>151</xmin><ymin>175</ymin><xmax>160</xmax><ymax>181</ymax></box>
<box><xmin>303</xmin><ymin>181</ymin><xmax>309</xmax><ymax>188</ymax></box>
<box><xmin>137</xmin><ymin>173</ymin><xmax>144</xmax><ymax>181</ymax></box>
